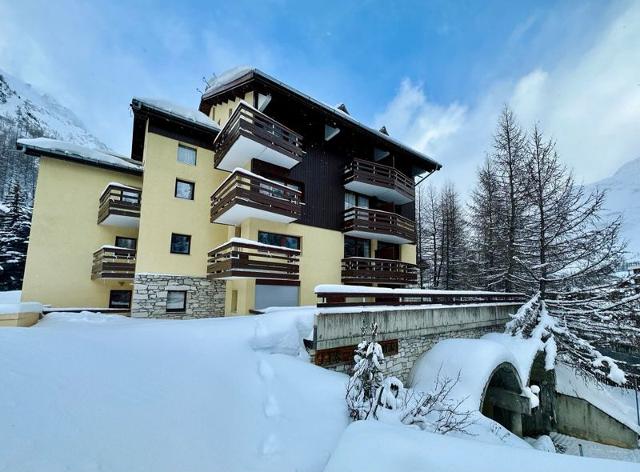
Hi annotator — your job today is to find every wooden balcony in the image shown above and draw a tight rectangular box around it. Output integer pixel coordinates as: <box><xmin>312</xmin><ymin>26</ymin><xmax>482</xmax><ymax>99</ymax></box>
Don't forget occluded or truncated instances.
<box><xmin>343</xmin><ymin>207</ymin><xmax>415</xmax><ymax>244</ymax></box>
<box><xmin>207</xmin><ymin>239</ymin><xmax>300</xmax><ymax>280</ymax></box>
<box><xmin>213</xmin><ymin>102</ymin><xmax>304</xmax><ymax>171</ymax></box>
<box><xmin>344</xmin><ymin>159</ymin><xmax>414</xmax><ymax>205</ymax></box>
<box><xmin>98</xmin><ymin>184</ymin><xmax>141</xmax><ymax>227</ymax></box>
<box><xmin>211</xmin><ymin>169</ymin><xmax>303</xmax><ymax>225</ymax></box>
<box><xmin>342</xmin><ymin>257</ymin><xmax>418</xmax><ymax>286</ymax></box>
<box><xmin>91</xmin><ymin>246</ymin><xmax>136</xmax><ymax>280</ymax></box>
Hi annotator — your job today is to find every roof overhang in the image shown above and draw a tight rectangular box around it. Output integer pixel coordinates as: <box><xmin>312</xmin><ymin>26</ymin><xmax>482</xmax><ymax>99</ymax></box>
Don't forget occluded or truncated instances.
<box><xmin>200</xmin><ymin>69</ymin><xmax>442</xmax><ymax>174</ymax></box>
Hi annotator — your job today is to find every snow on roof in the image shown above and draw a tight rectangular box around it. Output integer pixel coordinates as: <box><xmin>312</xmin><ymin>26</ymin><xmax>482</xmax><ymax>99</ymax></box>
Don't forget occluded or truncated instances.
<box><xmin>17</xmin><ymin>138</ymin><xmax>142</xmax><ymax>173</ymax></box>
<box><xmin>0</xmin><ymin>301</ymin><xmax>42</xmax><ymax>315</ymax></box>
<box><xmin>555</xmin><ymin>363</ymin><xmax>640</xmax><ymax>434</ymax></box>
<box><xmin>314</xmin><ymin>284</ymin><xmax>524</xmax><ymax>297</ymax></box>
<box><xmin>482</xmin><ymin>332</ymin><xmax>545</xmax><ymax>385</ymax></box>
<box><xmin>324</xmin><ymin>421</ymin><xmax>639</xmax><ymax>472</ymax></box>
<box><xmin>409</xmin><ymin>338</ymin><xmax>522</xmax><ymax>411</ymax></box>
<box><xmin>211</xmin><ymin>237</ymin><xmax>300</xmax><ymax>253</ymax></box>
<box><xmin>202</xmin><ymin>67</ymin><xmax>441</xmax><ymax>171</ymax></box>
<box><xmin>132</xmin><ymin>97</ymin><xmax>220</xmax><ymax>132</ymax></box>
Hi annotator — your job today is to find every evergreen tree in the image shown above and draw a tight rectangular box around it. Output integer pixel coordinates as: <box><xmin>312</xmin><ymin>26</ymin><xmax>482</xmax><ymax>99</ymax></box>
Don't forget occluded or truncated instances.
<box><xmin>0</xmin><ymin>181</ymin><xmax>32</xmax><ymax>290</ymax></box>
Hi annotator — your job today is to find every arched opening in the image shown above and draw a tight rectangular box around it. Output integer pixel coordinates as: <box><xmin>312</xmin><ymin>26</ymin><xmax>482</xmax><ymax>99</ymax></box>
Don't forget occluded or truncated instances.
<box><xmin>480</xmin><ymin>362</ymin><xmax>529</xmax><ymax>436</ymax></box>
<box><xmin>522</xmin><ymin>352</ymin><xmax>556</xmax><ymax>437</ymax></box>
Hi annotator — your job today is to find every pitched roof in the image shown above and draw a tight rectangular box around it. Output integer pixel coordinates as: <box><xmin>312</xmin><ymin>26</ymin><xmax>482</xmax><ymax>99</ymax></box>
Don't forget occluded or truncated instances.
<box><xmin>201</xmin><ymin>67</ymin><xmax>442</xmax><ymax>171</ymax></box>
<box><xmin>16</xmin><ymin>138</ymin><xmax>143</xmax><ymax>174</ymax></box>
<box><xmin>131</xmin><ymin>97</ymin><xmax>220</xmax><ymax>132</ymax></box>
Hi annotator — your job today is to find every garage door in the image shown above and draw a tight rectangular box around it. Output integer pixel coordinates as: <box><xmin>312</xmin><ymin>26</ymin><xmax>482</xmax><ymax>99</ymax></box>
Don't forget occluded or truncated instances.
<box><xmin>255</xmin><ymin>283</ymin><xmax>299</xmax><ymax>309</ymax></box>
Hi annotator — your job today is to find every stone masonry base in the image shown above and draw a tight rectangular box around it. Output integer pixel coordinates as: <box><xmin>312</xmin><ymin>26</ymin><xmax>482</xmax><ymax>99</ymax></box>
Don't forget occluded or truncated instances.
<box><xmin>131</xmin><ymin>274</ymin><xmax>225</xmax><ymax>319</ymax></box>
<box><xmin>323</xmin><ymin>325</ymin><xmax>497</xmax><ymax>384</ymax></box>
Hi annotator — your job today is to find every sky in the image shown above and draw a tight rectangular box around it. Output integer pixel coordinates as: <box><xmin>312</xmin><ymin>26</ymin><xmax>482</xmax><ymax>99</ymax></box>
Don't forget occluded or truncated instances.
<box><xmin>0</xmin><ymin>0</ymin><xmax>638</xmax><ymax>194</ymax></box>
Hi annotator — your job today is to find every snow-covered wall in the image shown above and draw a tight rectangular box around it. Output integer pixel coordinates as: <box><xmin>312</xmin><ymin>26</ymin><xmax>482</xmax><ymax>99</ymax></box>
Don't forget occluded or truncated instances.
<box><xmin>313</xmin><ymin>303</ymin><xmax>520</xmax><ymax>382</ymax></box>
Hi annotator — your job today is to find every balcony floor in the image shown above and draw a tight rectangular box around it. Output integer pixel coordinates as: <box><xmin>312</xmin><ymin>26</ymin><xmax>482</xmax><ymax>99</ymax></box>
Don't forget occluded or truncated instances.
<box><xmin>344</xmin><ymin>180</ymin><xmax>412</xmax><ymax>205</ymax></box>
<box><xmin>99</xmin><ymin>214</ymin><xmax>140</xmax><ymax>228</ymax></box>
<box><xmin>217</xmin><ymin>135</ymin><xmax>300</xmax><ymax>172</ymax></box>
<box><xmin>212</xmin><ymin>203</ymin><xmax>298</xmax><ymax>226</ymax></box>
<box><xmin>344</xmin><ymin>229</ymin><xmax>413</xmax><ymax>245</ymax></box>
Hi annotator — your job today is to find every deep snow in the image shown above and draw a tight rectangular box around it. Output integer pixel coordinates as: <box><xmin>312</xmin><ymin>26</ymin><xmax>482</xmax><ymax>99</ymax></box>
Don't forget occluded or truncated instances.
<box><xmin>324</xmin><ymin>421</ymin><xmax>639</xmax><ymax>472</ymax></box>
<box><xmin>0</xmin><ymin>311</ymin><xmax>348</xmax><ymax>472</ymax></box>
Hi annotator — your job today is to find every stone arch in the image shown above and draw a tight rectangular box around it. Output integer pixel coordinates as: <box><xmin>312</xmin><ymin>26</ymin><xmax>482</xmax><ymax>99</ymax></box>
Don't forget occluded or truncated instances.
<box><xmin>480</xmin><ymin>362</ymin><xmax>529</xmax><ymax>436</ymax></box>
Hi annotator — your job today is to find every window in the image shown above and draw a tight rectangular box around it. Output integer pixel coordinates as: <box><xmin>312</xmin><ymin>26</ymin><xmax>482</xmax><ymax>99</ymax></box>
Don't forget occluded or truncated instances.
<box><xmin>177</xmin><ymin>144</ymin><xmax>197</xmax><ymax>165</ymax></box>
<box><xmin>344</xmin><ymin>236</ymin><xmax>371</xmax><ymax>258</ymax></box>
<box><xmin>121</xmin><ymin>189</ymin><xmax>139</xmax><ymax>204</ymax></box>
<box><xmin>344</xmin><ymin>191</ymin><xmax>369</xmax><ymax>210</ymax></box>
<box><xmin>258</xmin><ymin>178</ymin><xmax>300</xmax><ymax>199</ymax></box>
<box><xmin>115</xmin><ymin>236</ymin><xmax>137</xmax><ymax>250</ymax></box>
<box><xmin>166</xmin><ymin>291</ymin><xmax>186</xmax><ymax>313</ymax></box>
<box><xmin>170</xmin><ymin>233</ymin><xmax>191</xmax><ymax>254</ymax></box>
<box><xmin>175</xmin><ymin>179</ymin><xmax>195</xmax><ymax>200</ymax></box>
<box><xmin>109</xmin><ymin>290</ymin><xmax>132</xmax><ymax>309</ymax></box>
<box><xmin>258</xmin><ymin>231</ymin><xmax>300</xmax><ymax>251</ymax></box>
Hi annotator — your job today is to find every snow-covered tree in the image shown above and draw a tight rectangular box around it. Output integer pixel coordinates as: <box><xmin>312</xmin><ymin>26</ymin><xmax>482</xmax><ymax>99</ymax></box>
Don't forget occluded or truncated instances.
<box><xmin>346</xmin><ymin>321</ymin><xmax>384</xmax><ymax>420</ymax></box>
<box><xmin>0</xmin><ymin>181</ymin><xmax>32</xmax><ymax>291</ymax></box>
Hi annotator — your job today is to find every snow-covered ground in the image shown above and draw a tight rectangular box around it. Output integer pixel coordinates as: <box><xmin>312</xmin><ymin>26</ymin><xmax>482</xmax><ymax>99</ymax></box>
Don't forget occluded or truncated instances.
<box><xmin>325</xmin><ymin>421</ymin><xmax>639</xmax><ymax>472</ymax></box>
<box><xmin>0</xmin><ymin>310</ymin><xmax>348</xmax><ymax>472</ymax></box>
<box><xmin>0</xmin><ymin>308</ymin><xmax>637</xmax><ymax>471</ymax></box>
<box><xmin>551</xmin><ymin>432</ymin><xmax>640</xmax><ymax>463</ymax></box>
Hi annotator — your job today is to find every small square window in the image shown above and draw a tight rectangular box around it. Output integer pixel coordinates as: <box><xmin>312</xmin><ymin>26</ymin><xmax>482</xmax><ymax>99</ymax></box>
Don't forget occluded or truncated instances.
<box><xmin>175</xmin><ymin>179</ymin><xmax>195</xmax><ymax>200</ymax></box>
<box><xmin>170</xmin><ymin>233</ymin><xmax>191</xmax><ymax>254</ymax></box>
<box><xmin>109</xmin><ymin>290</ymin><xmax>132</xmax><ymax>309</ymax></box>
<box><xmin>177</xmin><ymin>144</ymin><xmax>197</xmax><ymax>165</ymax></box>
<box><xmin>166</xmin><ymin>291</ymin><xmax>186</xmax><ymax>313</ymax></box>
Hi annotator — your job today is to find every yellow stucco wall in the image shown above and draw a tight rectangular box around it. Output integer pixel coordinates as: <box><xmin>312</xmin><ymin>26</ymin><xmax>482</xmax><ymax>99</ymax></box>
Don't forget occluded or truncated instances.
<box><xmin>21</xmin><ymin>158</ymin><xmax>142</xmax><ymax>307</ymax></box>
<box><xmin>135</xmin><ymin>131</ymin><xmax>228</xmax><ymax>276</ymax></box>
<box><xmin>401</xmin><ymin>244</ymin><xmax>417</xmax><ymax>264</ymax></box>
<box><xmin>210</xmin><ymin>92</ymin><xmax>254</xmax><ymax>127</ymax></box>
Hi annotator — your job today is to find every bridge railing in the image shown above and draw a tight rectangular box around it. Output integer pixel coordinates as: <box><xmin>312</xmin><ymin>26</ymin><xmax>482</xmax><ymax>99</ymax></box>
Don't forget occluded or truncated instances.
<box><xmin>315</xmin><ymin>284</ymin><xmax>527</xmax><ymax>308</ymax></box>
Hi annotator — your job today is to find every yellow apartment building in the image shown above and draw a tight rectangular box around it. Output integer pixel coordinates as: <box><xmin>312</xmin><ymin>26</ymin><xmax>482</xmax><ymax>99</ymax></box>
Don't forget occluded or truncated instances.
<box><xmin>17</xmin><ymin>68</ymin><xmax>441</xmax><ymax>317</ymax></box>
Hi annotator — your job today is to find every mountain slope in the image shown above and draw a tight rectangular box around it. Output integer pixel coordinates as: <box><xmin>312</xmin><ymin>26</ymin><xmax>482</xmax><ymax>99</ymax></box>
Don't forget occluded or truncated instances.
<box><xmin>586</xmin><ymin>157</ymin><xmax>640</xmax><ymax>259</ymax></box>
<box><xmin>0</xmin><ymin>69</ymin><xmax>107</xmax><ymax>149</ymax></box>
<box><xmin>0</xmin><ymin>68</ymin><xmax>109</xmax><ymax>203</ymax></box>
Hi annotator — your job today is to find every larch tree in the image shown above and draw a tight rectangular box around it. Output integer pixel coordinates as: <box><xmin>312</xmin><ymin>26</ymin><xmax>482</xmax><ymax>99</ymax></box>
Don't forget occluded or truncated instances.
<box><xmin>0</xmin><ymin>181</ymin><xmax>32</xmax><ymax>291</ymax></box>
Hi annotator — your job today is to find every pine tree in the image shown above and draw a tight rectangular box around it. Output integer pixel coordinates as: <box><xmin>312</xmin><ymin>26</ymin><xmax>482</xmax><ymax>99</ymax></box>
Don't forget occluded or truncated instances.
<box><xmin>346</xmin><ymin>321</ymin><xmax>384</xmax><ymax>420</ymax></box>
<box><xmin>0</xmin><ymin>181</ymin><xmax>32</xmax><ymax>290</ymax></box>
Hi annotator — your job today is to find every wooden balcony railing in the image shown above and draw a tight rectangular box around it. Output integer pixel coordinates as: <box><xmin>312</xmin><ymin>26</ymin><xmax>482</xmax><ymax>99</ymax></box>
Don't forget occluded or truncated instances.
<box><xmin>342</xmin><ymin>257</ymin><xmax>418</xmax><ymax>286</ymax></box>
<box><xmin>344</xmin><ymin>159</ymin><xmax>414</xmax><ymax>204</ymax></box>
<box><xmin>210</xmin><ymin>169</ymin><xmax>303</xmax><ymax>225</ymax></box>
<box><xmin>91</xmin><ymin>246</ymin><xmax>136</xmax><ymax>280</ymax></box>
<box><xmin>207</xmin><ymin>239</ymin><xmax>300</xmax><ymax>280</ymax></box>
<box><xmin>343</xmin><ymin>207</ymin><xmax>415</xmax><ymax>244</ymax></box>
<box><xmin>98</xmin><ymin>184</ymin><xmax>142</xmax><ymax>225</ymax></box>
<box><xmin>213</xmin><ymin>102</ymin><xmax>304</xmax><ymax>170</ymax></box>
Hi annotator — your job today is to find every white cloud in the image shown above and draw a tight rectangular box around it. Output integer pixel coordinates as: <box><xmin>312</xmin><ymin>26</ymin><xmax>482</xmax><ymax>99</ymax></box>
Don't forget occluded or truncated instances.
<box><xmin>376</xmin><ymin>1</ymin><xmax>640</xmax><ymax>195</ymax></box>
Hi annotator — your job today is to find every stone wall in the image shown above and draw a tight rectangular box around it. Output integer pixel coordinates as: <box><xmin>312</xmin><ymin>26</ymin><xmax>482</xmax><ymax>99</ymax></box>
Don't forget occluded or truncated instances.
<box><xmin>131</xmin><ymin>274</ymin><xmax>225</xmax><ymax>319</ymax></box>
<box><xmin>313</xmin><ymin>303</ymin><xmax>520</xmax><ymax>383</ymax></box>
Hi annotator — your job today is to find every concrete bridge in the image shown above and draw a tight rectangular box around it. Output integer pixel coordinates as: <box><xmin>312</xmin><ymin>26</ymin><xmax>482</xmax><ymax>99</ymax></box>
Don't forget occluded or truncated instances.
<box><xmin>309</xmin><ymin>302</ymin><xmax>520</xmax><ymax>380</ymax></box>
<box><xmin>308</xmin><ymin>302</ymin><xmax>639</xmax><ymax>448</ymax></box>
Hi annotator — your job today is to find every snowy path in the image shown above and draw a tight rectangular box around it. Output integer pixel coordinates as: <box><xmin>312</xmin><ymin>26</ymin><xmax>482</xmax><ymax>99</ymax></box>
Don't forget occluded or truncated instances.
<box><xmin>550</xmin><ymin>432</ymin><xmax>640</xmax><ymax>463</ymax></box>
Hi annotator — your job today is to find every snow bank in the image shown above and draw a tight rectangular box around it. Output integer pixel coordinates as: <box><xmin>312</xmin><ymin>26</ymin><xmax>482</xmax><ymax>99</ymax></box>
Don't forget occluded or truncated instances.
<box><xmin>133</xmin><ymin>97</ymin><xmax>220</xmax><ymax>131</ymax></box>
<box><xmin>555</xmin><ymin>363</ymin><xmax>640</xmax><ymax>434</ymax></box>
<box><xmin>0</xmin><ymin>301</ymin><xmax>42</xmax><ymax>315</ymax></box>
<box><xmin>17</xmin><ymin>138</ymin><xmax>142</xmax><ymax>172</ymax></box>
<box><xmin>409</xmin><ymin>338</ymin><xmax>522</xmax><ymax>411</ymax></box>
<box><xmin>324</xmin><ymin>421</ymin><xmax>637</xmax><ymax>472</ymax></box>
<box><xmin>0</xmin><ymin>310</ymin><xmax>348</xmax><ymax>472</ymax></box>
<box><xmin>0</xmin><ymin>290</ymin><xmax>21</xmax><ymax>304</ymax></box>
